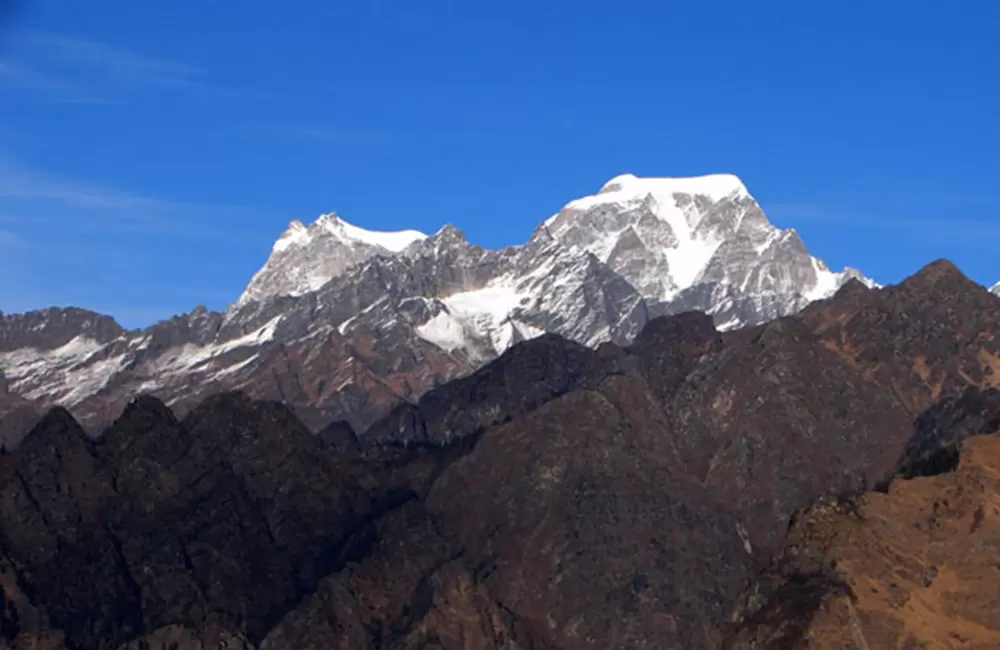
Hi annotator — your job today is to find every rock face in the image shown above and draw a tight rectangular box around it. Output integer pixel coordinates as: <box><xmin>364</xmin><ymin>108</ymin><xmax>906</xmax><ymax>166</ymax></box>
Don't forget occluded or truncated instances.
<box><xmin>0</xmin><ymin>174</ymin><xmax>869</xmax><ymax>445</ymax></box>
<box><xmin>3</xmin><ymin>259</ymin><xmax>999</xmax><ymax>649</ymax></box>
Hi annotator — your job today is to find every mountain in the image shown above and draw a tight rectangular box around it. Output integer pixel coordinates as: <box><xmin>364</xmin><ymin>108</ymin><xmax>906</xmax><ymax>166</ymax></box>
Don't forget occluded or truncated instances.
<box><xmin>0</xmin><ymin>173</ymin><xmax>870</xmax><ymax>441</ymax></box>
<box><xmin>991</xmin><ymin>281</ymin><xmax>1000</xmax><ymax>295</ymax></box>
<box><xmin>1</xmin><ymin>259</ymin><xmax>999</xmax><ymax>650</ymax></box>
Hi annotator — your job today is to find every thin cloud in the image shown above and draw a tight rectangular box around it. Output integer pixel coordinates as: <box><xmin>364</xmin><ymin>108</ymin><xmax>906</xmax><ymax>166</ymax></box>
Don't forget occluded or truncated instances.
<box><xmin>19</xmin><ymin>29</ymin><xmax>203</xmax><ymax>87</ymax></box>
<box><xmin>0</xmin><ymin>157</ymin><xmax>265</xmax><ymax>241</ymax></box>
<box><xmin>0</xmin><ymin>158</ymin><xmax>167</xmax><ymax>211</ymax></box>
<box><xmin>0</xmin><ymin>28</ymin><xmax>204</xmax><ymax>103</ymax></box>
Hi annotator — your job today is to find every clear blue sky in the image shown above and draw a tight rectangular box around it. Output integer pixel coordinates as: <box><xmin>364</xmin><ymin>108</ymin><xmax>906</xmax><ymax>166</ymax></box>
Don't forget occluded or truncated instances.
<box><xmin>0</xmin><ymin>0</ymin><xmax>997</xmax><ymax>328</ymax></box>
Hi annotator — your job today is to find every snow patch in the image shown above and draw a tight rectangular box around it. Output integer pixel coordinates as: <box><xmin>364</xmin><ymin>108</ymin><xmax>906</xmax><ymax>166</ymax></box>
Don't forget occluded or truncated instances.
<box><xmin>415</xmin><ymin>310</ymin><xmax>470</xmax><ymax>353</ymax></box>
<box><xmin>315</xmin><ymin>213</ymin><xmax>427</xmax><ymax>252</ymax></box>
<box><xmin>441</xmin><ymin>284</ymin><xmax>527</xmax><ymax>355</ymax></box>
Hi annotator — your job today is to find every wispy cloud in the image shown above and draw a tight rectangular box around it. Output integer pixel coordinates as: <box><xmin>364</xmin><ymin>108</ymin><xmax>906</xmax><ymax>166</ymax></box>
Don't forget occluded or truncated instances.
<box><xmin>0</xmin><ymin>28</ymin><xmax>204</xmax><ymax>103</ymax></box>
<box><xmin>0</xmin><ymin>158</ymin><xmax>167</xmax><ymax>211</ymax></box>
<box><xmin>0</xmin><ymin>157</ymin><xmax>263</xmax><ymax>241</ymax></box>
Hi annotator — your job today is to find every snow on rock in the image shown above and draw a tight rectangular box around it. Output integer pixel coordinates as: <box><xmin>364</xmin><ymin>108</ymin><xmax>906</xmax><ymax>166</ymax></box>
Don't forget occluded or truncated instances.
<box><xmin>0</xmin><ymin>336</ymin><xmax>125</xmax><ymax>405</ymax></box>
<box><xmin>991</xmin><ymin>281</ymin><xmax>1000</xmax><ymax>296</ymax></box>
<box><xmin>152</xmin><ymin>315</ymin><xmax>283</xmax><ymax>377</ymax></box>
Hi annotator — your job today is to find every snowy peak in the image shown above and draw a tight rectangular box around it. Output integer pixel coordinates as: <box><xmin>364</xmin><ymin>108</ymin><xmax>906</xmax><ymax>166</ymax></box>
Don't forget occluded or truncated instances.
<box><xmin>540</xmin><ymin>173</ymin><xmax>871</xmax><ymax>327</ymax></box>
<box><xmin>991</xmin><ymin>281</ymin><xmax>1000</xmax><ymax>296</ymax></box>
<box><xmin>240</xmin><ymin>212</ymin><xmax>429</xmax><ymax>304</ymax></box>
<box><xmin>541</xmin><ymin>173</ymin><xmax>760</xmax><ymax>299</ymax></box>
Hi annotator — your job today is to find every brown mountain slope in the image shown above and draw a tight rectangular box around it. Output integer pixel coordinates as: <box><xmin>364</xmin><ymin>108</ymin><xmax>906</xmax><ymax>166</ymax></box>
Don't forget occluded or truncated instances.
<box><xmin>721</xmin><ymin>430</ymin><xmax>1000</xmax><ymax>650</ymax></box>
<box><xmin>721</xmin><ymin>389</ymin><xmax>1000</xmax><ymax>649</ymax></box>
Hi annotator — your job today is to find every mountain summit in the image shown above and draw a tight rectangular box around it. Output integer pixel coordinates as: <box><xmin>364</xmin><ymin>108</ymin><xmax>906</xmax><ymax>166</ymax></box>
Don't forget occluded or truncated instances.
<box><xmin>240</xmin><ymin>213</ymin><xmax>427</xmax><ymax>304</ymax></box>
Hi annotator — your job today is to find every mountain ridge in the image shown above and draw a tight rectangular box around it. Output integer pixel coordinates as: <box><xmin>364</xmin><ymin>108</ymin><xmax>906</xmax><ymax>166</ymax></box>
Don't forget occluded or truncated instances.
<box><xmin>0</xmin><ymin>172</ymin><xmax>952</xmax><ymax>444</ymax></box>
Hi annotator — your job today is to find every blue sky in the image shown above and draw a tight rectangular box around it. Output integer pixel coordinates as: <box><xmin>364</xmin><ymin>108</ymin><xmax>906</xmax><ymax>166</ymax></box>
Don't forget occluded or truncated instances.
<box><xmin>0</xmin><ymin>0</ymin><xmax>997</xmax><ymax>328</ymax></box>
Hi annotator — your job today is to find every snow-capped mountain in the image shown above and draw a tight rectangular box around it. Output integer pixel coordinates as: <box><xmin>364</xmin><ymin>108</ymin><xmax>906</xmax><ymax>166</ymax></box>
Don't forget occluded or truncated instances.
<box><xmin>240</xmin><ymin>213</ymin><xmax>426</xmax><ymax>304</ymax></box>
<box><xmin>0</xmin><ymin>173</ymin><xmax>873</xmax><ymax>440</ymax></box>
<box><xmin>991</xmin><ymin>281</ymin><xmax>1000</xmax><ymax>296</ymax></box>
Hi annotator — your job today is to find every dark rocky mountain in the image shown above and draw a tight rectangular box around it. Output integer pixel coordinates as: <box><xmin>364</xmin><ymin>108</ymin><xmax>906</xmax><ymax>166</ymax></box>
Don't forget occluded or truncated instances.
<box><xmin>2</xmin><ymin>259</ymin><xmax>1000</xmax><ymax>649</ymax></box>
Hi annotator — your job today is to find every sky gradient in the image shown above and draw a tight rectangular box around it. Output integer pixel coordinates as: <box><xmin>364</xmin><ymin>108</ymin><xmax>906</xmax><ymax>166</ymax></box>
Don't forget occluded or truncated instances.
<box><xmin>0</xmin><ymin>0</ymin><xmax>998</xmax><ymax>328</ymax></box>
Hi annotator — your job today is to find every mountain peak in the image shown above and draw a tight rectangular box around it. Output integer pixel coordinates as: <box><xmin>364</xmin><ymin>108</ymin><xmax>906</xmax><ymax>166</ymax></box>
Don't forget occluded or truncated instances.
<box><xmin>273</xmin><ymin>212</ymin><xmax>427</xmax><ymax>254</ymax></box>
<box><xmin>431</xmin><ymin>223</ymin><xmax>467</xmax><ymax>244</ymax></box>
<box><xmin>242</xmin><ymin>213</ymin><xmax>430</xmax><ymax>303</ymax></box>
<box><xmin>904</xmin><ymin>259</ymin><xmax>970</xmax><ymax>289</ymax></box>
